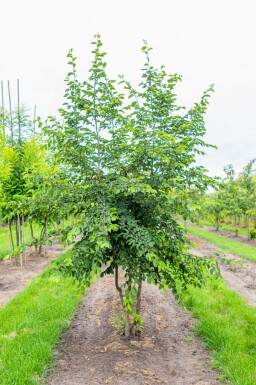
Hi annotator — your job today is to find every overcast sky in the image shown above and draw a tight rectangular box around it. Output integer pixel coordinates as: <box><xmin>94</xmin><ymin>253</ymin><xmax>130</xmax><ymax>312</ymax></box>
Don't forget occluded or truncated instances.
<box><xmin>1</xmin><ymin>0</ymin><xmax>255</xmax><ymax>177</ymax></box>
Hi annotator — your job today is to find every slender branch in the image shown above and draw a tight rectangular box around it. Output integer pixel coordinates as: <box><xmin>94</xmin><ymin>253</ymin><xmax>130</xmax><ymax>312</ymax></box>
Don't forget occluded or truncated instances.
<box><xmin>114</xmin><ymin>263</ymin><xmax>124</xmax><ymax>306</ymax></box>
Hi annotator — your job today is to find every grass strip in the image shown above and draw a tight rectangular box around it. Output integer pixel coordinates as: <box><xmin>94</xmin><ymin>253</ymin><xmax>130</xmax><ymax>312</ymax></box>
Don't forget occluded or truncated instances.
<box><xmin>199</xmin><ymin>220</ymin><xmax>248</xmax><ymax>237</ymax></box>
<box><xmin>0</xmin><ymin>225</ymin><xmax>41</xmax><ymax>260</ymax></box>
<box><xmin>181</xmin><ymin>277</ymin><xmax>256</xmax><ymax>385</ymax></box>
<box><xmin>187</xmin><ymin>225</ymin><xmax>256</xmax><ymax>263</ymax></box>
<box><xmin>0</xmin><ymin>254</ymin><xmax>84</xmax><ymax>385</ymax></box>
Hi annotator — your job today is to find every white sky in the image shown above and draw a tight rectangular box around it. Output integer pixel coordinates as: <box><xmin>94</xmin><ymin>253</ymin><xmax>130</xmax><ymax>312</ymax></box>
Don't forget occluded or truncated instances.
<box><xmin>1</xmin><ymin>0</ymin><xmax>256</xmax><ymax>177</ymax></box>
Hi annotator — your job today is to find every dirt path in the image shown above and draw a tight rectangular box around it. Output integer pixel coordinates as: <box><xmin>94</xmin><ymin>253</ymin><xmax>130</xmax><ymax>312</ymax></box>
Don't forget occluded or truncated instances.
<box><xmin>0</xmin><ymin>242</ymin><xmax>65</xmax><ymax>307</ymax></box>
<box><xmin>46</xmin><ymin>274</ymin><xmax>221</xmax><ymax>385</ymax></box>
<box><xmin>189</xmin><ymin>234</ymin><xmax>256</xmax><ymax>306</ymax></box>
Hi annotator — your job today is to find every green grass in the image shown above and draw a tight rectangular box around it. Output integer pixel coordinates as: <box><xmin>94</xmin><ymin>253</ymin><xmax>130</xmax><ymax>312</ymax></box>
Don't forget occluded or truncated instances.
<box><xmin>0</xmin><ymin>227</ymin><xmax>10</xmax><ymax>259</ymax></box>
<box><xmin>0</xmin><ymin>219</ymin><xmax>74</xmax><ymax>260</ymax></box>
<box><xmin>0</xmin><ymin>224</ymin><xmax>42</xmax><ymax>260</ymax></box>
<box><xmin>199</xmin><ymin>219</ymin><xmax>248</xmax><ymax>237</ymax></box>
<box><xmin>182</xmin><ymin>278</ymin><xmax>256</xmax><ymax>385</ymax></box>
<box><xmin>0</xmin><ymin>255</ymin><xmax>84</xmax><ymax>385</ymax></box>
<box><xmin>187</xmin><ymin>225</ymin><xmax>256</xmax><ymax>263</ymax></box>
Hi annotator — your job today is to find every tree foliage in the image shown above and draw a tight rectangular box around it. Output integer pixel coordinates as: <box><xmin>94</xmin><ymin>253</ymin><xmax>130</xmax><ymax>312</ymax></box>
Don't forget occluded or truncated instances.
<box><xmin>43</xmin><ymin>35</ymin><xmax>217</xmax><ymax>336</ymax></box>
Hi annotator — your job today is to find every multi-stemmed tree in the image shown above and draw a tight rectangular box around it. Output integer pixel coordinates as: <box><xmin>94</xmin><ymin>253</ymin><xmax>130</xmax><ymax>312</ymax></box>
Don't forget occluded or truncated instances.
<box><xmin>44</xmin><ymin>35</ymin><xmax>217</xmax><ymax>336</ymax></box>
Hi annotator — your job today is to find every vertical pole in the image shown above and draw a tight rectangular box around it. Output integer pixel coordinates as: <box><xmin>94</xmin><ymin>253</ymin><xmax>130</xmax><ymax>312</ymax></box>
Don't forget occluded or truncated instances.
<box><xmin>33</xmin><ymin>104</ymin><xmax>36</xmax><ymax>133</ymax></box>
<box><xmin>7</xmin><ymin>80</ymin><xmax>14</xmax><ymax>145</ymax></box>
<box><xmin>17</xmin><ymin>79</ymin><xmax>21</xmax><ymax>145</ymax></box>
<box><xmin>1</xmin><ymin>80</ymin><xmax>5</xmax><ymax>139</ymax></box>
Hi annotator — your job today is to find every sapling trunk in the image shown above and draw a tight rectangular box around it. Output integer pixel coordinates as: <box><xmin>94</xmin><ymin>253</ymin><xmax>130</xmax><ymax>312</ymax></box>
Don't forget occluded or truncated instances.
<box><xmin>114</xmin><ymin>264</ymin><xmax>124</xmax><ymax>306</ymax></box>
<box><xmin>114</xmin><ymin>264</ymin><xmax>132</xmax><ymax>338</ymax></box>
<box><xmin>216</xmin><ymin>217</ymin><xmax>220</xmax><ymax>231</ymax></box>
<box><xmin>234</xmin><ymin>216</ymin><xmax>238</xmax><ymax>236</ymax></box>
<box><xmin>8</xmin><ymin>220</ymin><xmax>14</xmax><ymax>252</ymax></box>
<box><xmin>17</xmin><ymin>214</ymin><xmax>23</xmax><ymax>266</ymax></box>
<box><xmin>125</xmin><ymin>312</ymin><xmax>130</xmax><ymax>338</ymax></box>
<box><xmin>38</xmin><ymin>219</ymin><xmax>48</xmax><ymax>254</ymax></box>
<box><xmin>29</xmin><ymin>220</ymin><xmax>37</xmax><ymax>253</ymax></box>
<box><xmin>136</xmin><ymin>274</ymin><xmax>143</xmax><ymax>315</ymax></box>
<box><xmin>248</xmin><ymin>217</ymin><xmax>251</xmax><ymax>241</ymax></box>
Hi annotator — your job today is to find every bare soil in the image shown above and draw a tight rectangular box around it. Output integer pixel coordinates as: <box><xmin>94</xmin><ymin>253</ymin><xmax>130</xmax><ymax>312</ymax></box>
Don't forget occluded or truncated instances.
<box><xmin>189</xmin><ymin>233</ymin><xmax>256</xmax><ymax>306</ymax></box>
<box><xmin>46</xmin><ymin>274</ymin><xmax>221</xmax><ymax>385</ymax></box>
<box><xmin>0</xmin><ymin>242</ymin><xmax>65</xmax><ymax>307</ymax></box>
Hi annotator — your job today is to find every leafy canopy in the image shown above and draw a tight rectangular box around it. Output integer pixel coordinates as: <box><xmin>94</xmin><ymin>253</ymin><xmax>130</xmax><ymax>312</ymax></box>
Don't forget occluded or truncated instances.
<box><xmin>43</xmin><ymin>34</ymin><xmax>217</xmax><ymax>334</ymax></box>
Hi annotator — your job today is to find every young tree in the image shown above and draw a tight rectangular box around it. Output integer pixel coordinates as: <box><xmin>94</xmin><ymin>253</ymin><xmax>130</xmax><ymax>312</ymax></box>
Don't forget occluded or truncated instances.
<box><xmin>44</xmin><ymin>35</ymin><xmax>217</xmax><ymax>337</ymax></box>
<box><xmin>221</xmin><ymin>165</ymin><xmax>243</xmax><ymax>235</ymax></box>
<box><xmin>239</xmin><ymin>159</ymin><xmax>256</xmax><ymax>239</ymax></box>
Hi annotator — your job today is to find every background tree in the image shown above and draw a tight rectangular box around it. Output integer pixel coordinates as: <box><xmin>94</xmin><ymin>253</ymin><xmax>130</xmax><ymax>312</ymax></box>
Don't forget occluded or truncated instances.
<box><xmin>238</xmin><ymin>159</ymin><xmax>256</xmax><ymax>239</ymax></box>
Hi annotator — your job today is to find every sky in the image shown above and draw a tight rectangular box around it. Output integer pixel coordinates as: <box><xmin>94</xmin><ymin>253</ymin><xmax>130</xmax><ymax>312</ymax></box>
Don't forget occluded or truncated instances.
<box><xmin>1</xmin><ymin>0</ymin><xmax>255</xmax><ymax>177</ymax></box>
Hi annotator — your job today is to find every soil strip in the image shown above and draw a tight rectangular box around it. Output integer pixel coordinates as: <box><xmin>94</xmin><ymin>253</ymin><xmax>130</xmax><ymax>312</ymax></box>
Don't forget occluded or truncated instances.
<box><xmin>46</xmin><ymin>274</ymin><xmax>221</xmax><ymax>385</ymax></box>
<box><xmin>0</xmin><ymin>242</ymin><xmax>65</xmax><ymax>307</ymax></box>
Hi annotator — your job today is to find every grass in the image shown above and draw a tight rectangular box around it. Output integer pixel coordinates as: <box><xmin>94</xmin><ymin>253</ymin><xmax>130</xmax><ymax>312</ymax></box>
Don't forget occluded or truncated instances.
<box><xmin>0</xmin><ymin>218</ymin><xmax>74</xmax><ymax>260</ymax></box>
<box><xmin>0</xmin><ymin>253</ymin><xmax>84</xmax><ymax>385</ymax></box>
<box><xmin>187</xmin><ymin>225</ymin><xmax>256</xmax><ymax>263</ymax></box>
<box><xmin>181</xmin><ymin>277</ymin><xmax>256</xmax><ymax>385</ymax></box>
<box><xmin>0</xmin><ymin>224</ymin><xmax>41</xmax><ymax>260</ymax></box>
<box><xmin>1</xmin><ymin>228</ymin><xmax>256</xmax><ymax>385</ymax></box>
<box><xmin>0</xmin><ymin>227</ymin><xmax>10</xmax><ymax>259</ymax></box>
<box><xmin>199</xmin><ymin>219</ymin><xmax>248</xmax><ymax>237</ymax></box>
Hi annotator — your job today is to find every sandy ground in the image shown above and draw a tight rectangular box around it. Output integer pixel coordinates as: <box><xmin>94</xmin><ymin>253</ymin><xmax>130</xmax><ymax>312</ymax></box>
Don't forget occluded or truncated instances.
<box><xmin>46</xmin><ymin>274</ymin><xmax>221</xmax><ymax>385</ymax></box>
<box><xmin>0</xmin><ymin>242</ymin><xmax>66</xmax><ymax>307</ymax></box>
<box><xmin>188</xmin><ymin>233</ymin><xmax>256</xmax><ymax>306</ymax></box>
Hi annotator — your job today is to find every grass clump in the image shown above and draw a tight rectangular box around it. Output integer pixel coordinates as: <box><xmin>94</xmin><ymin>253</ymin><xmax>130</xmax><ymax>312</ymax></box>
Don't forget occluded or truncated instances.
<box><xmin>187</xmin><ymin>225</ymin><xmax>256</xmax><ymax>263</ymax></box>
<box><xmin>0</xmin><ymin>254</ymin><xmax>84</xmax><ymax>385</ymax></box>
<box><xmin>182</xmin><ymin>277</ymin><xmax>256</xmax><ymax>385</ymax></box>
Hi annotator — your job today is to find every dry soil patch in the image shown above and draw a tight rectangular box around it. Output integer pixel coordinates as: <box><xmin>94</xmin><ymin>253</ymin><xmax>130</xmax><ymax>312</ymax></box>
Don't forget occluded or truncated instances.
<box><xmin>0</xmin><ymin>242</ymin><xmax>65</xmax><ymax>307</ymax></box>
<box><xmin>46</xmin><ymin>274</ymin><xmax>221</xmax><ymax>385</ymax></box>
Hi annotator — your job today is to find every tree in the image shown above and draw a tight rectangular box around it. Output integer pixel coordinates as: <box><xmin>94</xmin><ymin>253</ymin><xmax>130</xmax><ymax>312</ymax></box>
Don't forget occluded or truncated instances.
<box><xmin>44</xmin><ymin>35</ymin><xmax>217</xmax><ymax>337</ymax></box>
<box><xmin>221</xmin><ymin>165</ymin><xmax>243</xmax><ymax>235</ymax></box>
<box><xmin>0</xmin><ymin>106</ymin><xmax>65</xmax><ymax>261</ymax></box>
<box><xmin>239</xmin><ymin>159</ymin><xmax>256</xmax><ymax>239</ymax></box>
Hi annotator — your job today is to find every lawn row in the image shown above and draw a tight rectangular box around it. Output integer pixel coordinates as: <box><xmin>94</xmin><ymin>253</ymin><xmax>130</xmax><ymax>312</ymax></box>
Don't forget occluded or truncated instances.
<box><xmin>187</xmin><ymin>225</ymin><xmax>256</xmax><ymax>263</ymax></box>
<box><xmin>0</xmin><ymin>253</ymin><xmax>84</xmax><ymax>385</ymax></box>
<box><xmin>0</xmin><ymin>250</ymin><xmax>255</xmax><ymax>384</ymax></box>
<box><xmin>198</xmin><ymin>219</ymin><xmax>249</xmax><ymax>237</ymax></box>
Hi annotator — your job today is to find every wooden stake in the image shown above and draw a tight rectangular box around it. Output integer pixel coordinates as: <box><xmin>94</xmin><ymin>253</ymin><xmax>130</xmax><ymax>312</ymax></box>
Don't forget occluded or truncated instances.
<box><xmin>17</xmin><ymin>79</ymin><xmax>21</xmax><ymax>144</ymax></box>
<box><xmin>7</xmin><ymin>80</ymin><xmax>14</xmax><ymax>145</ymax></box>
<box><xmin>33</xmin><ymin>104</ymin><xmax>36</xmax><ymax>133</ymax></box>
<box><xmin>1</xmin><ymin>80</ymin><xmax>5</xmax><ymax>139</ymax></box>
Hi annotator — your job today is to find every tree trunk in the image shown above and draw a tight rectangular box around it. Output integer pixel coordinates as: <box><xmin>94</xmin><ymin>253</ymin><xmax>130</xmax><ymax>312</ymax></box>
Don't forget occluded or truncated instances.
<box><xmin>248</xmin><ymin>217</ymin><xmax>251</xmax><ymax>241</ymax></box>
<box><xmin>38</xmin><ymin>219</ymin><xmax>48</xmax><ymax>254</ymax></box>
<box><xmin>136</xmin><ymin>274</ymin><xmax>143</xmax><ymax>315</ymax></box>
<box><xmin>16</xmin><ymin>214</ymin><xmax>23</xmax><ymax>266</ymax></box>
<box><xmin>234</xmin><ymin>216</ymin><xmax>238</xmax><ymax>236</ymax></box>
<box><xmin>8</xmin><ymin>220</ymin><xmax>14</xmax><ymax>251</ymax></box>
<box><xmin>124</xmin><ymin>312</ymin><xmax>130</xmax><ymax>338</ymax></box>
<box><xmin>29</xmin><ymin>220</ymin><xmax>37</xmax><ymax>253</ymax></box>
